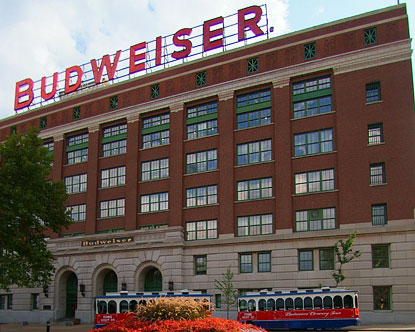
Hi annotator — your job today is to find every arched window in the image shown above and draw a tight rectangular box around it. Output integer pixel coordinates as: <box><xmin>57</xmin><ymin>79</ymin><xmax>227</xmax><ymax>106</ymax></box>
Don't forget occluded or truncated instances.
<box><xmin>103</xmin><ymin>271</ymin><xmax>118</xmax><ymax>294</ymax></box>
<box><xmin>120</xmin><ymin>300</ymin><xmax>128</xmax><ymax>313</ymax></box>
<box><xmin>304</xmin><ymin>297</ymin><xmax>313</xmax><ymax>310</ymax></box>
<box><xmin>295</xmin><ymin>297</ymin><xmax>303</xmax><ymax>310</ymax></box>
<box><xmin>267</xmin><ymin>298</ymin><xmax>275</xmax><ymax>311</ymax></box>
<box><xmin>323</xmin><ymin>296</ymin><xmax>333</xmax><ymax>309</ymax></box>
<box><xmin>334</xmin><ymin>295</ymin><xmax>343</xmax><ymax>309</ymax></box>
<box><xmin>276</xmin><ymin>298</ymin><xmax>284</xmax><ymax>310</ymax></box>
<box><xmin>108</xmin><ymin>300</ymin><xmax>117</xmax><ymax>314</ymax></box>
<box><xmin>129</xmin><ymin>300</ymin><xmax>138</xmax><ymax>311</ymax></box>
<box><xmin>258</xmin><ymin>299</ymin><xmax>266</xmax><ymax>311</ymax></box>
<box><xmin>344</xmin><ymin>295</ymin><xmax>354</xmax><ymax>308</ymax></box>
<box><xmin>139</xmin><ymin>300</ymin><xmax>147</xmax><ymax>306</ymax></box>
<box><xmin>313</xmin><ymin>296</ymin><xmax>322</xmax><ymax>309</ymax></box>
<box><xmin>239</xmin><ymin>299</ymin><xmax>247</xmax><ymax>312</ymax></box>
<box><xmin>248</xmin><ymin>299</ymin><xmax>256</xmax><ymax>311</ymax></box>
<box><xmin>144</xmin><ymin>268</ymin><xmax>162</xmax><ymax>292</ymax></box>
<box><xmin>285</xmin><ymin>298</ymin><xmax>294</xmax><ymax>310</ymax></box>
<box><xmin>98</xmin><ymin>301</ymin><xmax>107</xmax><ymax>314</ymax></box>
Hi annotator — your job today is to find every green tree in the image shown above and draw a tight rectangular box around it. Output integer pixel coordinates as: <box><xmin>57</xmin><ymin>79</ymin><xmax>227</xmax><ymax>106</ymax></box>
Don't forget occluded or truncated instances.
<box><xmin>332</xmin><ymin>231</ymin><xmax>361</xmax><ymax>286</ymax></box>
<box><xmin>0</xmin><ymin>127</ymin><xmax>72</xmax><ymax>291</ymax></box>
<box><xmin>214</xmin><ymin>266</ymin><xmax>238</xmax><ymax>319</ymax></box>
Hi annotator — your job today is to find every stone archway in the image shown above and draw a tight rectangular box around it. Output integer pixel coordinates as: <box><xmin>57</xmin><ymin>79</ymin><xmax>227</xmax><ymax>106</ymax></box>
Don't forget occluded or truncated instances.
<box><xmin>55</xmin><ymin>269</ymin><xmax>78</xmax><ymax>320</ymax></box>
<box><xmin>94</xmin><ymin>267</ymin><xmax>118</xmax><ymax>296</ymax></box>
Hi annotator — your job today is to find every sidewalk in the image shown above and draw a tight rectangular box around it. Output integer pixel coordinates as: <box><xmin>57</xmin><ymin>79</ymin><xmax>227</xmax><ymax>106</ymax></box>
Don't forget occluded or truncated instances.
<box><xmin>0</xmin><ymin>323</ymin><xmax>94</xmax><ymax>332</ymax></box>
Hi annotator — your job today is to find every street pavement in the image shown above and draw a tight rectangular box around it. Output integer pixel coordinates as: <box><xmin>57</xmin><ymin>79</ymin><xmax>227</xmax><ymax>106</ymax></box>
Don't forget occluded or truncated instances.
<box><xmin>0</xmin><ymin>323</ymin><xmax>414</xmax><ymax>332</ymax></box>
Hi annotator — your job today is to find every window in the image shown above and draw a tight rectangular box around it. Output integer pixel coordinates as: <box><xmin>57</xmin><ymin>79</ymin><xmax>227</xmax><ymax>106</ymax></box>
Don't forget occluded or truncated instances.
<box><xmin>31</xmin><ymin>293</ymin><xmax>39</xmax><ymax>310</ymax></box>
<box><xmin>185</xmin><ymin>220</ymin><xmax>217</xmax><ymax>241</ymax></box>
<box><xmin>237</xmin><ymin>214</ymin><xmax>273</xmax><ymax>237</ymax></box>
<box><xmin>99</xmin><ymin>198</ymin><xmax>125</xmax><ymax>218</ymax></box>
<box><xmin>215</xmin><ymin>294</ymin><xmax>222</xmax><ymax>308</ymax></box>
<box><xmin>258</xmin><ymin>252</ymin><xmax>271</xmax><ymax>272</ymax></box>
<box><xmin>7</xmin><ymin>295</ymin><xmax>12</xmax><ymax>310</ymax></box>
<box><xmin>304</xmin><ymin>42</ymin><xmax>316</xmax><ymax>60</ymax></box>
<box><xmin>66</xmin><ymin>133</ymin><xmax>88</xmax><ymax>165</ymax></box>
<box><xmin>194</xmin><ymin>255</ymin><xmax>207</xmax><ymax>275</ymax></box>
<box><xmin>294</xmin><ymin>129</ymin><xmax>333</xmax><ymax>157</ymax></box>
<box><xmin>236</xmin><ymin>89</ymin><xmax>271</xmax><ymax>130</ymax></box>
<box><xmin>140</xmin><ymin>192</ymin><xmax>168</xmax><ymax>213</ymax></box>
<box><xmin>237</xmin><ymin>109</ymin><xmax>271</xmax><ymax>129</ymax></box>
<box><xmin>142</xmin><ymin>113</ymin><xmax>169</xmax><ymax>149</ymax></box>
<box><xmin>102</xmin><ymin>123</ymin><xmax>127</xmax><ymax>157</ymax></box>
<box><xmin>299</xmin><ymin>250</ymin><xmax>313</xmax><ymax>271</ymax></box>
<box><xmin>40</xmin><ymin>116</ymin><xmax>47</xmax><ymax>129</ymax></box>
<box><xmin>294</xmin><ymin>169</ymin><xmax>335</xmax><ymax>194</ymax></box>
<box><xmin>370</xmin><ymin>163</ymin><xmax>385</xmax><ymax>185</ymax></box>
<box><xmin>101</xmin><ymin>166</ymin><xmax>126</xmax><ymax>188</ymax></box>
<box><xmin>237</xmin><ymin>139</ymin><xmax>272</xmax><ymax>166</ymax></box>
<box><xmin>247</xmin><ymin>57</ymin><xmax>259</xmax><ymax>74</ymax></box>
<box><xmin>196</xmin><ymin>71</ymin><xmax>206</xmax><ymax>87</ymax></box>
<box><xmin>372</xmin><ymin>245</ymin><xmax>389</xmax><ymax>268</ymax></box>
<box><xmin>372</xmin><ymin>204</ymin><xmax>387</xmax><ymax>226</ymax></box>
<box><xmin>186</xmin><ymin>149</ymin><xmax>217</xmax><ymax>174</ymax></box>
<box><xmin>368</xmin><ymin>123</ymin><xmax>384</xmax><ymax>145</ymax></box>
<box><xmin>186</xmin><ymin>102</ymin><xmax>218</xmax><ymax>140</ymax></box>
<box><xmin>364</xmin><ymin>27</ymin><xmax>377</xmax><ymax>46</ymax></box>
<box><xmin>237</xmin><ymin>177</ymin><xmax>272</xmax><ymax>201</ymax></box>
<box><xmin>373</xmin><ymin>286</ymin><xmax>391</xmax><ymax>310</ymax></box>
<box><xmin>66</xmin><ymin>204</ymin><xmax>86</xmax><ymax>222</ymax></box>
<box><xmin>366</xmin><ymin>82</ymin><xmax>381</xmax><ymax>103</ymax></box>
<box><xmin>295</xmin><ymin>208</ymin><xmax>336</xmax><ymax>232</ymax></box>
<box><xmin>240</xmin><ymin>254</ymin><xmax>253</xmax><ymax>273</ymax></box>
<box><xmin>73</xmin><ymin>106</ymin><xmax>81</xmax><ymax>120</ymax></box>
<box><xmin>186</xmin><ymin>185</ymin><xmax>217</xmax><ymax>207</ymax></box>
<box><xmin>65</xmin><ymin>174</ymin><xmax>87</xmax><ymax>194</ymax></box>
<box><xmin>150</xmin><ymin>84</ymin><xmax>160</xmax><ymax>99</ymax></box>
<box><xmin>109</xmin><ymin>95</ymin><xmax>118</xmax><ymax>110</ymax></box>
<box><xmin>0</xmin><ymin>295</ymin><xmax>5</xmax><ymax>310</ymax></box>
<box><xmin>10</xmin><ymin>126</ymin><xmax>16</xmax><ymax>135</ymax></box>
<box><xmin>141</xmin><ymin>158</ymin><xmax>169</xmax><ymax>181</ymax></box>
<box><xmin>43</xmin><ymin>141</ymin><xmax>54</xmax><ymax>157</ymax></box>
<box><xmin>319</xmin><ymin>248</ymin><xmax>334</xmax><ymax>270</ymax></box>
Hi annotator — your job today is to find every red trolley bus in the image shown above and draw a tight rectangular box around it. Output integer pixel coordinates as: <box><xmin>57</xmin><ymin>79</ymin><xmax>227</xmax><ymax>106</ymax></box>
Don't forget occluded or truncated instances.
<box><xmin>94</xmin><ymin>290</ymin><xmax>212</xmax><ymax>329</ymax></box>
<box><xmin>237</xmin><ymin>288</ymin><xmax>360</xmax><ymax>330</ymax></box>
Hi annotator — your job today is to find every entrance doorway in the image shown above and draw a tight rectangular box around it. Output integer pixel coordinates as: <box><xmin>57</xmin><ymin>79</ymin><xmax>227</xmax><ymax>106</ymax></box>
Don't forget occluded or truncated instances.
<box><xmin>144</xmin><ymin>268</ymin><xmax>162</xmax><ymax>291</ymax></box>
<box><xmin>65</xmin><ymin>273</ymin><xmax>77</xmax><ymax>318</ymax></box>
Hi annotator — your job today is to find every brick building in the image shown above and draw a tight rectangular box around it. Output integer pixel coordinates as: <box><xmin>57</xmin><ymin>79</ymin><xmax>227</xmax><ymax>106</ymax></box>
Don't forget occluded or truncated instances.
<box><xmin>0</xmin><ymin>4</ymin><xmax>414</xmax><ymax>325</ymax></box>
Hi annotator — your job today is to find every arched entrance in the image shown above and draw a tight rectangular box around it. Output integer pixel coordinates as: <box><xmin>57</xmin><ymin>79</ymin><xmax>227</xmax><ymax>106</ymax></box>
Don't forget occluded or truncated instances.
<box><xmin>103</xmin><ymin>270</ymin><xmax>118</xmax><ymax>294</ymax></box>
<box><xmin>65</xmin><ymin>272</ymin><xmax>77</xmax><ymax>318</ymax></box>
<box><xmin>144</xmin><ymin>268</ymin><xmax>162</xmax><ymax>291</ymax></box>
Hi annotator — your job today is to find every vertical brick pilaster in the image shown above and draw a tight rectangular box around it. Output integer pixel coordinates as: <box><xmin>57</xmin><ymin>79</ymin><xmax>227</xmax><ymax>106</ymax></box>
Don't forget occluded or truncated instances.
<box><xmin>125</xmin><ymin>115</ymin><xmax>139</xmax><ymax>230</ymax></box>
<box><xmin>169</xmin><ymin>103</ymin><xmax>184</xmax><ymax>227</ymax></box>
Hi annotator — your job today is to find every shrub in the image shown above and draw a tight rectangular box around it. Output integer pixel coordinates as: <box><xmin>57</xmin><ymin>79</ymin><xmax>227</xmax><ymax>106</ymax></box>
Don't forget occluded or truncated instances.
<box><xmin>135</xmin><ymin>297</ymin><xmax>212</xmax><ymax>321</ymax></box>
<box><xmin>90</xmin><ymin>315</ymin><xmax>266</xmax><ymax>332</ymax></box>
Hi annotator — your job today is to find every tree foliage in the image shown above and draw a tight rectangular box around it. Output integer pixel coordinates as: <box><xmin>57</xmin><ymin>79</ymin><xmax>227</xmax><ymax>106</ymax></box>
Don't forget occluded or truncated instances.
<box><xmin>0</xmin><ymin>127</ymin><xmax>72</xmax><ymax>290</ymax></box>
<box><xmin>214</xmin><ymin>266</ymin><xmax>238</xmax><ymax>319</ymax></box>
<box><xmin>332</xmin><ymin>231</ymin><xmax>361</xmax><ymax>286</ymax></box>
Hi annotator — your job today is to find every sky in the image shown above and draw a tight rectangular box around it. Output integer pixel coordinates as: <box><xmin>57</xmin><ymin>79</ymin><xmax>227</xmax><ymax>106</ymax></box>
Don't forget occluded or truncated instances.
<box><xmin>0</xmin><ymin>0</ymin><xmax>413</xmax><ymax>119</ymax></box>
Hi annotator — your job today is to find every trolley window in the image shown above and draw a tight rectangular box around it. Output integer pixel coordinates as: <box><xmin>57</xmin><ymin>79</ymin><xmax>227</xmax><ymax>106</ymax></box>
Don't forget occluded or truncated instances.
<box><xmin>285</xmin><ymin>298</ymin><xmax>294</xmax><ymax>310</ymax></box>
<box><xmin>108</xmin><ymin>300</ymin><xmax>117</xmax><ymax>314</ymax></box>
<box><xmin>259</xmin><ymin>299</ymin><xmax>266</xmax><ymax>311</ymax></box>
<box><xmin>98</xmin><ymin>301</ymin><xmax>107</xmax><ymax>314</ymax></box>
<box><xmin>304</xmin><ymin>296</ymin><xmax>313</xmax><ymax>310</ymax></box>
<box><xmin>334</xmin><ymin>295</ymin><xmax>343</xmax><ymax>309</ymax></box>
<box><xmin>239</xmin><ymin>299</ymin><xmax>248</xmax><ymax>311</ymax></box>
<box><xmin>314</xmin><ymin>296</ymin><xmax>322</xmax><ymax>309</ymax></box>
<box><xmin>323</xmin><ymin>296</ymin><xmax>333</xmax><ymax>309</ymax></box>
<box><xmin>120</xmin><ymin>300</ymin><xmax>128</xmax><ymax>313</ymax></box>
<box><xmin>344</xmin><ymin>295</ymin><xmax>353</xmax><ymax>308</ymax></box>
<box><xmin>295</xmin><ymin>297</ymin><xmax>303</xmax><ymax>310</ymax></box>
<box><xmin>129</xmin><ymin>300</ymin><xmax>138</xmax><ymax>311</ymax></box>
<box><xmin>276</xmin><ymin>298</ymin><xmax>284</xmax><ymax>310</ymax></box>
<box><xmin>267</xmin><ymin>298</ymin><xmax>275</xmax><ymax>311</ymax></box>
<box><xmin>248</xmin><ymin>299</ymin><xmax>256</xmax><ymax>311</ymax></box>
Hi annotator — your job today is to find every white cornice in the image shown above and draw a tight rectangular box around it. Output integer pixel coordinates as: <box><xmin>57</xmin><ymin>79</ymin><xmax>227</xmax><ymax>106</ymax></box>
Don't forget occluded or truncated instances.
<box><xmin>34</xmin><ymin>39</ymin><xmax>411</xmax><ymax>140</ymax></box>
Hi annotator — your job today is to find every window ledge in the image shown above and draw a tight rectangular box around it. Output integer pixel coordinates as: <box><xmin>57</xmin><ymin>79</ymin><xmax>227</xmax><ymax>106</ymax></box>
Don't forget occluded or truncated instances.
<box><xmin>139</xmin><ymin>143</ymin><xmax>170</xmax><ymax>151</ymax></box>
<box><xmin>234</xmin><ymin>160</ymin><xmax>275</xmax><ymax>168</ymax></box>
<box><xmin>184</xmin><ymin>169</ymin><xmax>218</xmax><ymax>176</ymax></box>
<box><xmin>367</xmin><ymin>142</ymin><xmax>385</xmax><ymax>147</ymax></box>
<box><xmin>99</xmin><ymin>152</ymin><xmax>127</xmax><ymax>160</ymax></box>
<box><xmin>139</xmin><ymin>177</ymin><xmax>170</xmax><ymax>184</ymax></box>
<box><xmin>292</xmin><ymin>189</ymin><xmax>338</xmax><ymax>197</ymax></box>
<box><xmin>365</xmin><ymin>100</ymin><xmax>383</xmax><ymax>106</ymax></box>
<box><xmin>235</xmin><ymin>197</ymin><xmax>275</xmax><ymax>203</ymax></box>
<box><xmin>99</xmin><ymin>184</ymin><xmax>126</xmax><ymax>190</ymax></box>
<box><xmin>183</xmin><ymin>204</ymin><xmax>219</xmax><ymax>210</ymax></box>
<box><xmin>290</xmin><ymin>111</ymin><xmax>335</xmax><ymax>121</ymax></box>
<box><xmin>292</xmin><ymin>150</ymin><xmax>337</xmax><ymax>160</ymax></box>
<box><xmin>138</xmin><ymin>210</ymin><xmax>170</xmax><ymax>215</ymax></box>
<box><xmin>97</xmin><ymin>215</ymin><xmax>125</xmax><ymax>221</ymax></box>
<box><xmin>234</xmin><ymin>122</ymin><xmax>274</xmax><ymax>132</ymax></box>
<box><xmin>184</xmin><ymin>133</ymin><xmax>219</xmax><ymax>142</ymax></box>
<box><xmin>369</xmin><ymin>183</ymin><xmax>387</xmax><ymax>187</ymax></box>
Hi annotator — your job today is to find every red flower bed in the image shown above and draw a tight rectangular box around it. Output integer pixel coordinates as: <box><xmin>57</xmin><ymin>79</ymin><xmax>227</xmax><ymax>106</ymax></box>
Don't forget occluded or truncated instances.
<box><xmin>90</xmin><ymin>315</ymin><xmax>266</xmax><ymax>332</ymax></box>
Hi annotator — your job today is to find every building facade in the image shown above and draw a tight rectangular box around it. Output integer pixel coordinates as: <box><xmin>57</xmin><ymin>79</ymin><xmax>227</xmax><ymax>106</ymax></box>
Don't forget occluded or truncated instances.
<box><xmin>1</xmin><ymin>4</ymin><xmax>415</xmax><ymax>325</ymax></box>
